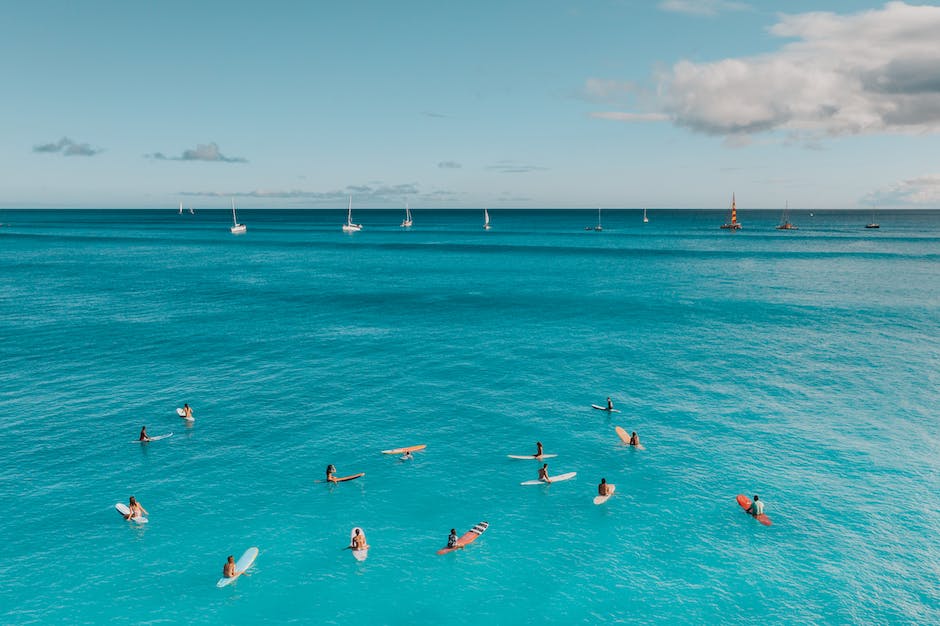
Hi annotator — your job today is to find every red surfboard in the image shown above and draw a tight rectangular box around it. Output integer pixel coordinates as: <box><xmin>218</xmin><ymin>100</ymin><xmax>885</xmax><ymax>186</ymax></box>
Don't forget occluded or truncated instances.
<box><xmin>437</xmin><ymin>522</ymin><xmax>488</xmax><ymax>555</ymax></box>
<box><xmin>737</xmin><ymin>494</ymin><xmax>772</xmax><ymax>526</ymax></box>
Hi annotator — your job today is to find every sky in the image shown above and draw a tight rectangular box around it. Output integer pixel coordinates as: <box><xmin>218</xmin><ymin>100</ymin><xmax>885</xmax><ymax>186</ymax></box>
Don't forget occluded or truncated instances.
<box><xmin>2</xmin><ymin>0</ymin><xmax>939</xmax><ymax>209</ymax></box>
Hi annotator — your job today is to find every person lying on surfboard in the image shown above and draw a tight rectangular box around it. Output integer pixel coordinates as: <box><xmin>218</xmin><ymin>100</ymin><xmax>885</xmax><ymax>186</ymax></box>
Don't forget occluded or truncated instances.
<box><xmin>538</xmin><ymin>464</ymin><xmax>551</xmax><ymax>483</ymax></box>
<box><xmin>598</xmin><ymin>478</ymin><xmax>614</xmax><ymax>496</ymax></box>
<box><xmin>746</xmin><ymin>495</ymin><xmax>764</xmax><ymax>517</ymax></box>
<box><xmin>447</xmin><ymin>529</ymin><xmax>458</xmax><ymax>549</ymax></box>
<box><xmin>223</xmin><ymin>555</ymin><xmax>236</xmax><ymax>578</ymax></box>
<box><xmin>139</xmin><ymin>426</ymin><xmax>150</xmax><ymax>442</ymax></box>
<box><xmin>124</xmin><ymin>496</ymin><xmax>148</xmax><ymax>520</ymax></box>
<box><xmin>629</xmin><ymin>431</ymin><xmax>640</xmax><ymax>447</ymax></box>
<box><xmin>351</xmin><ymin>528</ymin><xmax>369</xmax><ymax>550</ymax></box>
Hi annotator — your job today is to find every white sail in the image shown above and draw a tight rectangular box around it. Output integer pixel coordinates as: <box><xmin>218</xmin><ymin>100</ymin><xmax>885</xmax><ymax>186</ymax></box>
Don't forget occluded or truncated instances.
<box><xmin>178</xmin><ymin>202</ymin><xmax>183</xmax><ymax>215</ymax></box>
<box><xmin>643</xmin><ymin>208</ymin><xmax>648</xmax><ymax>223</ymax></box>
<box><xmin>594</xmin><ymin>207</ymin><xmax>603</xmax><ymax>231</ymax></box>
<box><xmin>483</xmin><ymin>208</ymin><xmax>491</xmax><ymax>229</ymax></box>
<box><xmin>343</xmin><ymin>195</ymin><xmax>362</xmax><ymax>232</ymax></box>
<box><xmin>230</xmin><ymin>198</ymin><xmax>246</xmax><ymax>234</ymax></box>
<box><xmin>401</xmin><ymin>201</ymin><xmax>413</xmax><ymax>227</ymax></box>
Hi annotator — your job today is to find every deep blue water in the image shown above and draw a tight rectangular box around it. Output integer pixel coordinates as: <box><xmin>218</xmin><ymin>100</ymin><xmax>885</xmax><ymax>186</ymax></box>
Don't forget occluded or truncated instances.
<box><xmin>1</xmin><ymin>208</ymin><xmax>938</xmax><ymax>624</ymax></box>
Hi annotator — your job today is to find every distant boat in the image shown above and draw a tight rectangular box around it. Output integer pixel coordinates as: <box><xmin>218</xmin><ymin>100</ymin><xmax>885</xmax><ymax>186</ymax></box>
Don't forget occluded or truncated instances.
<box><xmin>483</xmin><ymin>208</ymin><xmax>491</xmax><ymax>230</ymax></box>
<box><xmin>775</xmin><ymin>201</ymin><xmax>797</xmax><ymax>230</ymax></box>
<box><xmin>342</xmin><ymin>196</ymin><xmax>362</xmax><ymax>232</ymax></box>
<box><xmin>643</xmin><ymin>208</ymin><xmax>649</xmax><ymax>224</ymax></box>
<box><xmin>189</xmin><ymin>207</ymin><xmax>195</xmax><ymax>215</ymax></box>
<box><xmin>865</xmin><ymin>211</ymin><xmax>880</xmax><ymax>229</ymax></box>
<box><xmin>594</xmin><ymin>207</ymin><xmax>603</xmax><ymax>231</ymax></box>
<box><xmin>230</xmin><ymin>198</ymin><xmax>246</xmax><ymax>234</ymax></box>
<box><xmin>720</xmin><ymin>193</ymin><xmax>742</xmax><ymax>230</ymax></box>
<box><xmin>178</xmin><ymin>202</ymin><xmax>183</xmax><ymax>215</ymax></box>
<box><xmin>401</xmin><ymin>202</ymin><xmax>413</xmax><ymax>228</ymax></box>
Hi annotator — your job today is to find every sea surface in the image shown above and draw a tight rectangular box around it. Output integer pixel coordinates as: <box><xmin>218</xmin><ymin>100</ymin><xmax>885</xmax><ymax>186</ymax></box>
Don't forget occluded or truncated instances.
<box><xmin>1</xmin><ymin>208</ymin><xmax>938</xmax><ymax>624</ymax></box>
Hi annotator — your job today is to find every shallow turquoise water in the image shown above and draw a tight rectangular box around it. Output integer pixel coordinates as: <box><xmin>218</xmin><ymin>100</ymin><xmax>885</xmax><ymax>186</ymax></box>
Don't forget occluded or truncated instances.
<box><xmin>1</xmin><ymin>209</ymin><xmax>938</xmax><ymax>624</ymax></box>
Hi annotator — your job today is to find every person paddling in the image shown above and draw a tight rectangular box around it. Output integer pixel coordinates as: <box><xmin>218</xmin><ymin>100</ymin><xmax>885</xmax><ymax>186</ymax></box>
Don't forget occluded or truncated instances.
<box><xmin>538</xmin><ymin>463</ymin><xmax>551</xmax><ymax>483</ymax></box>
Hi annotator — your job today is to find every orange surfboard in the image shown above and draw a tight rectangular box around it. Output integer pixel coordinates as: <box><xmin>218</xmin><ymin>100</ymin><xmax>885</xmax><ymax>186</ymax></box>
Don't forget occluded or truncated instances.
<box><xmin>737</xmin><ymin>494</ymin><xmax>772</xmax><ymax>526</ymax></box>
<box><xmin>381</xmin><ymin>444</ymin><xmax>427</xmax><ymax>455</ymax></box>
<box><xmin>437</xmin><ymin>522</ymin><xmax>488</xmax><ymax>555</ymax></box>
<box><xmin>615</xmin><ymin>426</ymin><xmax>630</xmax><ymax>444</ymax></box>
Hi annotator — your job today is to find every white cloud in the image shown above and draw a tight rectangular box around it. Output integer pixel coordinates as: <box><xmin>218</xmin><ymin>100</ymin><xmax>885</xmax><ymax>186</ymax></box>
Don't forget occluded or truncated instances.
<box><xmin>147</xmin><ymin>142</ymin><xmax>247</xmax><ymax>163</ymax></box>
<box><xmin>659</xmin><ymin>0</ymin><xmax>749</xmax><ymax>17</ymax></box>
<box><xmin>589</xmin><ymin>111</ymin><xmax>669</xmax><ymax>122</ymax></box>
<box><xmin>658</xmin><ymin>2</ymin><xmax>940</xmax><ymax>138</ymax></box>
<box><xmin>867</xmin><ymin>174</ymin><xmax>940</xmax><ymax>205</ymax></box>
<box><xmin>33</xmin><ymin>137</ymin><xmax>102</xmax><ymax>156</ymax></box>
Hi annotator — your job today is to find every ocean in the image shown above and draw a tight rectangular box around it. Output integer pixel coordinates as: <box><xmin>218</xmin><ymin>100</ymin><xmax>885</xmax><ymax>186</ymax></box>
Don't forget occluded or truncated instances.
<box><xmin>1</xmin><ymin>208</ymin><xmax>938</xmax><ymax>624</ymax></box>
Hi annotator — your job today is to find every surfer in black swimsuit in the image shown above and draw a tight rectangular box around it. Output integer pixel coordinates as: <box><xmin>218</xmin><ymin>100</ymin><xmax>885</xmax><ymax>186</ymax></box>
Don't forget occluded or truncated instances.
<box><xmin>447</xmin><ymin>529</ymin><xmax>458</xmax><ymax>548</ymax></box>
<box><xmin>606</xmin><ymin>397</ymin><xmax>613</xmax><ymax>410</ymax></box>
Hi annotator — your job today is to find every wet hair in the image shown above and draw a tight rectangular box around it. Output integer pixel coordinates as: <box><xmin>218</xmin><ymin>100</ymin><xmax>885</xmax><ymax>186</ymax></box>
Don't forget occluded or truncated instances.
<box><xmin>542</xmin><ymin>463</ymin><xmax>548</xmax><ymax>468</ymax></box>
<box><xmin>129</xmin><ymin>496</ymin><xmax>136</xmax><ymax>504</ymax></box>
<box><xmin>228</xmin><ymin>555</ymin><xmax>234</xmax><ymax>561</ymax></box>
<box><xmin>601</xmin><ymin>478</ymin><xmax>606</xmax><ymax>483</ymax></box>
<box><xmin>450</xmin><ymin>529</ymin><xmax>456</xmax><ymax>534</ymax></box>
<box><xmin>354</xmin><ymin>528</ymin><xmax>360</xmax><ymax>535</ymax></box>
<box><xmin>327</xmin><ymin>464</ymin><xmax>336</xmax><ymax>472</ymax></box>
<box><xmin>753</xmin><ymin>495</ymin><xmax>760</xmax><ymax>500</ymax></box>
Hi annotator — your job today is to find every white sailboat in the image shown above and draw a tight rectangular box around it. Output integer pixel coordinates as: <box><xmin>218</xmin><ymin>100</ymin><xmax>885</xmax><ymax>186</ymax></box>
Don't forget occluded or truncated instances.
<box><xmin>189</xmin><ymin>207</ymin><xmax>195</xmax><ymax>215</ymax></box>
<box><xmin>483</xmin><ymin>208</ymin><xmax>491</xmax><ymax>230</ymax></box>
<box><xmin>400</xmin><ymin>202</ymin><xmax>413</xmax><ymax>228</ymax></box>
<box><xmin>643</xmin><ymin>208</ymin><xmax>649</xmax><ymax>223</ymax></box>
<box><xmin>594</xmin><ymin>207</ymin><xmax>603</xmax><ymax>231</ymax></box>
<box><xmin>230</xmin><ymin>198</ymin><xmax>246</xmax><ymax>234</ymax></box>
<box><xmin>342</xmin><ymin>196</ymin><xmax>362</xmax><ymax>232</ymax></box>
<box><xmin>178</xmin><ymin>202</ymin><xmax>183</xmax><ymax>215</ymax></box>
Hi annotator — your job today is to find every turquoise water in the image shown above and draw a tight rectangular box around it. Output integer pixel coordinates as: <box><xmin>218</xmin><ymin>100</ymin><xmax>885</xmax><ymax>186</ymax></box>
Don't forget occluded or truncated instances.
<box><xmin>1</xmin><ymin>209</ymin><xmax>938</xmax><ymax>624</ymax></box>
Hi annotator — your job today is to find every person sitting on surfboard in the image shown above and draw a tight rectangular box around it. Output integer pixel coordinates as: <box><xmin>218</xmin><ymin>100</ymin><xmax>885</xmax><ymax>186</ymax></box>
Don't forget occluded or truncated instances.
<box><xmin>139</xmin><ymin>426</ymin><xmax>150</xmax><ymax>442</ymax></box>
<box><xmin>629</xmin><ymin>431</ymin><xmax>640</xmax><ymax>447</ymax></box>
<box><xmin>351</xmin><ymin>528</ymin><xmax>368</xmax><ymax>550</ymax></box>
<box><xmin>598</xmin><ymin>478</ymin><xmax>614</xmax><ymax>496</ymax></box>
<box><xmin>747</xmin><ymin>495</ymin><xmax>764</xmax><ymax>517</ymax></box>
<box><xmin>223</xmin><ymin>555</ymin><xmax>236</xmax><ymax>578</ymax></box>
<box><xmin>182</xmin><ymin>404</ymin><xmax>193</xmax><ymax>419</ymax></box>
<box><xmin>124</xmin><ymin>496</ymin><xmax>148</xmax><ymax>520</ymax></box>
<box><xmin>535</xmin><ymin>441</ymin><xmax>544</xmax><ymax>458</ymax></box>
<box><xmin>606</xmin><ymin>397</ymin><xmax>614</xmax><ymax>411</ymax></box>
<box><xmin>538</xmin><ymin>464</ymin><xmax>551</xmax><ymax>483</ymax></box>
<box><xmin>447</xmin><ymin>529</ymin><xmax>458</xmax><ymax>549</ymax></box>
<box><xmin>326</xmin><ymin>464</ymin><xmax>337</xmax><ymax>482</ymax></box>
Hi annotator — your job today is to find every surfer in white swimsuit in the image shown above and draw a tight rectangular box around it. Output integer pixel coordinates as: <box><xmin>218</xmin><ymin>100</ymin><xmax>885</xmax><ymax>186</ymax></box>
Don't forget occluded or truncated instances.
<box><xmin>747</xmin><ymin>495</ymin><xmax>764</xmax><ymax>516</ymax></box>
<box><xmin>139</xmin><ymin>426</ymin><xmax>150</xmax><ymax>442</ymax></box>
<box><xmin>447</xmin><ymin>529</ymin><xmax>458</xmax><ymax>549</ymax></box>
<box><xmin>538</xmin><ymin>463</ymin><xmax>551</xmax><ymax>483</ymax></box>
<box><xmin>125</xmin><ymin>496</ymin><xmax>148</xmax><ymax>520</ymax></box>
<box><xmin>223</xmin><ymin>555</ymin><xmax>236</xmax><ymax>578</ymax></box>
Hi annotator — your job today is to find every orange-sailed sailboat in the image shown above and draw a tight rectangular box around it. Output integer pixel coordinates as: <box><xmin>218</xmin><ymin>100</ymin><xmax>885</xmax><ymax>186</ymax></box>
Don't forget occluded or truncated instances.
<box><xmin>720</xmin><ymin>193</ymin><xmax>741</xmax><ymax>230</ymax></box>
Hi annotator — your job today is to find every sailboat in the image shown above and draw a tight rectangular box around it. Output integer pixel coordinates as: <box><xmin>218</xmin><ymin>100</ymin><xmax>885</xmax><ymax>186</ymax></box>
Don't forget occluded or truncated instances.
<box><xmin>342</xmin><ymin>196</ymin><xmax>362</xmax><ymax>232</ymax></box>
<box><xmin>865</xmin><ymin>210</ymin><xmax>880</xmax><ymax>229</ymax></box>
<box><xmin>643</xmin><ymin>208</ymin><xmax>649</xmax><ymax>223</ymax></box>
<box><xmin>483</xmin><ymin>208</ymin><xmax>491</xmax><ymax>230</ymax></box>
<box><xmin>775</xmin><ymin>201</ymin><xmax>797</xmax><ymax>230</ymax></box>
<box><xmin>230</xmin><ymin>198</ymin><xmax>246</xmax><ymax>234</ymax></box>
<box><xmin>720</xmin><ymin>193</ymin><xmax>742</xmax><ymax>230</ymax></box>
<box><xmin>400</xmin><ymin>202</ymin><xmax>413</xmax><ymax>228</ymax></box>
<box><xmin>178</xmin><ymin>202</ymin><xmax>183</xmax><ymax>215</ymax></box>
<box><xmin>189</xmin><ymin>207</ymin><xmax>195</xmax><ymax>215</ymax></box>
<box><xmin>594</xmin><ymin>207</ymin><xmax>603</xmax><ymax>231</ymax></box>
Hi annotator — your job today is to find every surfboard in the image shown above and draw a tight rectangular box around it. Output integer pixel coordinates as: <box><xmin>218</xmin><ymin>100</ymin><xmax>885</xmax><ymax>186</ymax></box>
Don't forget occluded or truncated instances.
<box><xmin>521</xmin><ymin>471</ymin><xmax>577</xmax><ymax>485</ymax></box>
<box><xmin>507</xmin><ymin>454</ymin><xmax>558</xmax><ymax>460</ymax></box>
<box><xmin>592</xmin><ymin>404</ymin><xmax>621</xmax><ymax>413</ymax></box>
<box><xmin>736</xmin><ymin>494</ymin><xmax>772</xmax><ymax>526</ymax></box>
<box><xmin>350</xmin><ymin>527</ymin><xmax>369</xmax><ymax>561</ymax></box>
<box><xmin>593</xmin><ymin>484</ymin><xmax>616</xmax><ymax>505</ymax></box>
<box><xmin>175</xmin><ymin>408</ymin><xmax>195</xmax><ymax>422</ymax></box>
<box><xmin>131</xmin><ymin>433</ymin><xmax>173</xmax><ymax>443</ymax></box>
<box><xmin>614</xmin><ymin>426</ymin><xmax>645</xmax><ymax>450</ymax></box>
<box><xmin>381</xmin><ymin>444</ymin><xmax>426</xmax><ymax>455</ymax></box>
<box><xmin>329</xmin><ymin>473</ymin><xmax>365</xmax><ymax>483</ymax></box>
<box><xmin>115</xmin><ymin>502</ymin><xmax>148</xmax><ymax>524</ymax></box>
<box><xmin>216</xmin><ymin>547</ymin><xmax>259</xmax><ymax>587</ymax></box>
<box><xmin>436</xmin><ymin>521</ymin><xmax>488</xmax><ymax>555</ymax></box>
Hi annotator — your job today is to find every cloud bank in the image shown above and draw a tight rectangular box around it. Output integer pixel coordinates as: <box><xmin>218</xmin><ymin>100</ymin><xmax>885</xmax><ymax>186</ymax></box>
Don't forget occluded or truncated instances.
<box><xmin>658</xmin><ymin>0</ymin><xmax>750</xmax><ymax>17</ymax></box>
<box><xmin>33</xmin><ymin>137</ymin><xmax>102</xmax><ymax>156</ymax></box>
<box><xmin>147</xmin><ymin>142</ymin><xmax>247</xmax><ymax>163</ymax></box>
<box><xmin>438</xmin><ymin>161</ymin><xmax>462</xmax><ymax>169</ymax></box>
<box><xmin>486</xmin><ymin>161</ymin><xmax>548</xmax><ymax>174</ymax></box>
<box><xmin>182</xmin><ymin>182</ymin><xmax>424</xmax><ymax>205</ymax></box>
<box><xmin>867</xmin><ymin>174</ymin><xmax>940</xmax><ymax>205</ymax></box>
<box><xmin>595</xmin><ymin>3</ymin><xmax>940</xmax><ymax>141</ymax></box>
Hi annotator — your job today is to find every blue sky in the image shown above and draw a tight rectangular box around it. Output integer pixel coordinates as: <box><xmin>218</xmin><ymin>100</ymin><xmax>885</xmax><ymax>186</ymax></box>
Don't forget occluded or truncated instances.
<box><xmin>2</xmin><ymin>1</ymin><xmax>939</xmax><ymax>209</ymax></box>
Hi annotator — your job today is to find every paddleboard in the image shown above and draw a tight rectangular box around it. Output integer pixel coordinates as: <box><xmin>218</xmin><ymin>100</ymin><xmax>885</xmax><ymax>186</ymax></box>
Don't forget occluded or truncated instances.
<box><xmin>592</xmin><ymin>404</ymin><xmax>620</xmax><ymax>413</ymax></box>
<box><xmin>437</xmin><ymin>521</ymin><xmax>489</xmax><ymax>555</ymax></box>
<box><xmin>614</xmin><ymin>426</ymin><xmax>645</xmax><ymax>450</ymax></box>
<box><xmin>216</xmin><ymin>547</ymin><xmax>259</xmax><ymax>587</ymax></box>
<box><xmin>350</xmin><ymin>527</ymin><xmax>369</xmax><ymax>561</ymax></box>
<box><xmin>593</xmin><ymin>484</ymin><xmax>616</xmax><ymax>505</ymax></box>
<box><xmin>507</xmin><ymin>454</ymin><xmax>558</xmax><ymax>460</ymax></box>
<box><xmin>521</xmin><ymin>471</ymin><xmax>577</xmax><ymax>485</ymax></box>
<box><xmin>736</xmin><ymin>494</ymin><xmax>772</xmax><ymax>526</ymax></box>
<box><xmin>115</xmin><ymin>502</ymin><xmax>148</xmax><ymax>524</ymax></box>
<box><xmin>176</xmin><ymin>408</ymin><xmax>195</xmax><ymax>422</ymax></box>
<box><xmin>131</xmin><ymin>433</ymin><xmax>173</xmax><ymax>443</ymax></box>
<box><xmin>381</xmin><ymin>444</ymin><xmax>426</xmax><ymax>455</ymax></box>
<box><xmin>329</xmin><ymin>472</ymin><xmax>365</xmax><ymax>483</ymax></box>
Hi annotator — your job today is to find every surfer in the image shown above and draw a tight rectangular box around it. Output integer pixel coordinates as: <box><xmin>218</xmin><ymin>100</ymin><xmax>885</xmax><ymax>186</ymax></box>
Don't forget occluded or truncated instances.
<box><xmin>606</xmin><ymin>397</ymin><xmax>614</xmax><ymax>411</ymax></box>
<box><xmin>182</xmin><ymin>403</ymin><xmax>193</xmax><ymax>419</ymax></box>
<box><xmin>598</xmin><ymin>478</ymin><xmax>613</xmax><ymax>496</ymax></box>
<box><xmin>223</xmin><ymin>555</ymin><xmax>236</xmax><ymax>578</ymax></box>
<box><xmin>401</xmin><ymin>451</ymin><xmax>414</xmax><ymax>461</ymax></box>
<box><xmin>535</xmin><ymin>441</ymin><xmax>544</xmax><ymax>458</ymax></box>
<box><xmin>629</xmin><ymin>431</ymin><xmax>640</xmax><ymax>447</ymax></box>
<box><xmin>124</xmin><ymin>496</ymin><xmax>148</xmax><ymax>520</ymax></box>
<box><xmin>351</xmin><ymin>528</ymin><xmax>369</xmax><ymax>550</ymax></box>
<box><xmin>747</xmin><ymin>495</ymin><xmax>764</xmax><ymax>517</ymax></box>
<box><xmin>447</xmin><ymin>529</ymin><xmax>458</xmax><ymax>549</ymax></box>
<box><xmin>138</xmin><ymin>426</ymin><xmax>150</xmax><ymax>442</ymax></box>
<box><xmin>326</xmin><ymin>464</ymin><xmax>337</xmax><ymax>482</ymax></box>
<box><xmin>538</xmin><ymin>463</ymin><xmax>551</xmax><ymax>483</ymax></box>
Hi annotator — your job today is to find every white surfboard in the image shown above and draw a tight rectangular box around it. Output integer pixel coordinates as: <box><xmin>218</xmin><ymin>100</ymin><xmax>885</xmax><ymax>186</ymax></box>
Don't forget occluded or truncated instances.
<box><xmin>521</xmin><ymin>471</ymin><xmax>577</xmax><ymax>485</ymax></box>
<box><xmin>115</xmin><ymin>502</ymin><xmax>148</xmax><ymax>524</ymax></box>
<box><xmin>591</xmin><ymin>404</ymin><xmax>621</xmax><ymax>413</ymax></box>
<box><xmin>350</xmin><ymin>527</ymin><xmax>369</xmax><ymax>561</ymax></box>
<box><xmin>593</xmin><ymin>484</ymin><xmax>616</xmax><ymax>505</ymax></box>
<box><xmin>216</xmin><ymin>547</ymin><xmax>259</xmax><ymax>588</ymax></box>
<box><xmin>176</xmin><ymin>408</ymin><xmax>195</xmax><ymax>422</ymax></box>
<box><xmin>507</xmin><ymin>454</ymin><xmax>558</xmax><ymax>460</ymax></box>
<box><xmin>131</xmin><ymin>433</ymin><xmax>173</xmax><ymax>443</ymax></box>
